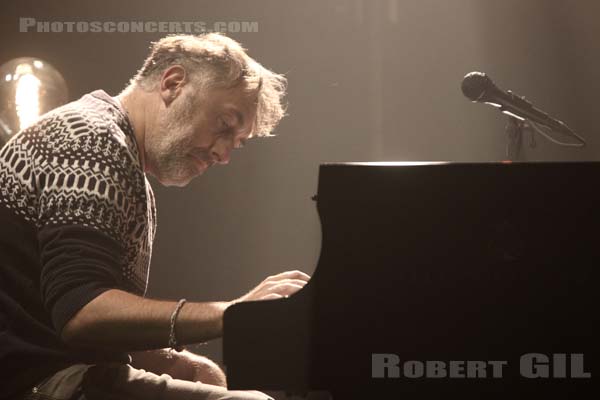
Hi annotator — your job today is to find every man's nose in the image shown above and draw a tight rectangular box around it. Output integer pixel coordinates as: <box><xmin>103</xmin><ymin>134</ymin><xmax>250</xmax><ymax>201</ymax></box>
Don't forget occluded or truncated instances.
<box><xmin>211</xmin><ymin>138</ymin><xmax>232</xmax><ymax>165</ymax></box>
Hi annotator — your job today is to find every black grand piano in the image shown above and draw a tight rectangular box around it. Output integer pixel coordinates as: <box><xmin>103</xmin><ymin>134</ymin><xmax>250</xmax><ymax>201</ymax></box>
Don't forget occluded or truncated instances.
<box><xmin>223</xmin><ymin>162</ymin><xmax>598</xmax><ymax>399</ymax></box>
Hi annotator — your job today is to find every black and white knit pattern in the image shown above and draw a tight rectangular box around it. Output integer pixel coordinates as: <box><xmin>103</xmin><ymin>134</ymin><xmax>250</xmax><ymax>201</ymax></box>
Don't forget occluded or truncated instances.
<box><xmin>0</xmin><ymin>91</ymin><xmax>156</xmax><ymax>294</ymax></box>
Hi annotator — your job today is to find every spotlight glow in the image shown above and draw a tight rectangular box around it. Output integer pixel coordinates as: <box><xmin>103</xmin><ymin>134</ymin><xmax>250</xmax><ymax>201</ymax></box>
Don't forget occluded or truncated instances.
<box><xmin>15</xmin><ymin>69</ymin><xmax>41</xmax><ymax>130</ymax></box>
<box><xmin>0</xmin><ymin>57</ymin><xmax>68</xmax><ymax>145</ymax></box>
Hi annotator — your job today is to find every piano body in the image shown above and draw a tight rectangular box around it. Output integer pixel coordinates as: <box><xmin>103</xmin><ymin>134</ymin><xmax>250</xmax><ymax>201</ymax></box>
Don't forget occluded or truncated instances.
<box><xmin>223</xmin><ymin>162</ymin><xmax>598</xmax><ymax>398</ymax></box>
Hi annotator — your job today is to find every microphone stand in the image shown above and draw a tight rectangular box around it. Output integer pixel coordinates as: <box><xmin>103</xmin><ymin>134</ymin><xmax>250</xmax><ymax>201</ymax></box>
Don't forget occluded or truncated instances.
<box><xmin>505</xmin><ymin>117</ymin><xmax>524</xmax><ymax>161</ymax></box>
<box><xmin>504</xmin><ymin>114</ymin><xmax>585</xmax><ymax>161</ymax></box>
<box><xmin>505</xmin><ymin>117</ymin><xmax>540</xmax><ymax>161</ymax></box>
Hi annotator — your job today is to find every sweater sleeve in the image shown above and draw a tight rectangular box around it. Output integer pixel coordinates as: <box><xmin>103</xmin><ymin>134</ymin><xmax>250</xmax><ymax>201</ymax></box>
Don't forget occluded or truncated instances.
<box><xmin>30</xmin><ymin>107</ymin><xmax>147</xmax><ymax>333</ymax></box>
<box><xmin>38</xmin><ymin>225</ymin><xmax>125</xmax><ymax>332</ymax></box>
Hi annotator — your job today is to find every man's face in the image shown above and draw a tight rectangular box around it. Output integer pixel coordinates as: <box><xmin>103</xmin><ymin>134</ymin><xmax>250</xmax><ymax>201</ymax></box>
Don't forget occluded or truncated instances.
<box><xmin>145</xmin><ymin>83</ymin><xmax>257</xmax><ymax>187</ymax></box>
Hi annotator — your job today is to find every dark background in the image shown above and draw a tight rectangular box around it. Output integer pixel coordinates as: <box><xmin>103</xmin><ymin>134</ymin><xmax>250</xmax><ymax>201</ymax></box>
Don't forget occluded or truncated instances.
<box><xmin>1</xmin><ymin>0</ymin><xmax>599</xmax><ymax>367</ymax></box>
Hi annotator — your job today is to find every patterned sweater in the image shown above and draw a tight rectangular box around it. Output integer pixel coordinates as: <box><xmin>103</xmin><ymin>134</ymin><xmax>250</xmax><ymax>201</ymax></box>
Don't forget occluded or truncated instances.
<box><xmin>0</xmin><ymin>90</ymin><xmax>156</xmax><ymax>399</ymax></box>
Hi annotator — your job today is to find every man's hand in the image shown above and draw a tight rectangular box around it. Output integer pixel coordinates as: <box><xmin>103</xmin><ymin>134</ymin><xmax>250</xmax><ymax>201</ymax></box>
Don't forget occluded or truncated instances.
<box><xmin>61</xmin><ymin>272</ymin><xmax>310</xmax><ymax>352</ymax></box>
<box><xmin>131</xmin><ymin>349</ymin><xmax>227</xmax><ymax>386</ymax></box>
<box><xmin>235</xmin><ymin>270</ymin><xmax>310</xmax><ymax>302</ymax></box>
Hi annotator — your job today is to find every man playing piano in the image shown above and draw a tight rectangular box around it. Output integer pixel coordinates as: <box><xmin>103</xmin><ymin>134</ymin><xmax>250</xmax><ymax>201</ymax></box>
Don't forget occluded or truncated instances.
<box><xmin>0</xmin><ymin>33</ymin><xmax>309</xmax><ymax>400</ymax></box>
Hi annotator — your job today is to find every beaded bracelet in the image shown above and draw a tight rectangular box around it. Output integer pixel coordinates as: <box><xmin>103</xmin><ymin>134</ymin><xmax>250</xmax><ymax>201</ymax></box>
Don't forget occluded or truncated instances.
<box><xmin>168</xmin><ymin>298</ymin><xmax>187</xmax><ymax>353</ymax></box>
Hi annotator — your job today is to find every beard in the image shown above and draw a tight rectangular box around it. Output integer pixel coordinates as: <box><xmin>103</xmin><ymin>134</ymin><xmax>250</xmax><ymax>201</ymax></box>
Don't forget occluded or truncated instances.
<box><xmin>145</xmin><ymin>94</ymin><xmax>209</xmax><ymax>187</ymax></box>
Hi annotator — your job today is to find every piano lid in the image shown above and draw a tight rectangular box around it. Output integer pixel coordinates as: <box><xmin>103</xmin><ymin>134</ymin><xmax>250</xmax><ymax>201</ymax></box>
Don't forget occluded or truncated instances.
<box><xmin>225</xmin><ymin>161</ymin><xmax>600</xmax><ymax>398</ymax></box>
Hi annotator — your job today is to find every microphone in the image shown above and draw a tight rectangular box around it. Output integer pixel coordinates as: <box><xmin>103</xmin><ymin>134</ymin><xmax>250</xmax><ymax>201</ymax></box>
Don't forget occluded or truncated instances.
<box><xmin>461</xmin><ymin>71</ymin><xmax>573</xmax><ymax>135</ymax></box>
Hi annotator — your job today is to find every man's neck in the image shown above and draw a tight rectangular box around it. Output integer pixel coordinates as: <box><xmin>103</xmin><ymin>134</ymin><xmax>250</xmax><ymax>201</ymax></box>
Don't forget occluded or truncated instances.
<box><xmin>116</xmin><ymin>88</ymin><xmax>151</xmax><ymax>171</ymax></box>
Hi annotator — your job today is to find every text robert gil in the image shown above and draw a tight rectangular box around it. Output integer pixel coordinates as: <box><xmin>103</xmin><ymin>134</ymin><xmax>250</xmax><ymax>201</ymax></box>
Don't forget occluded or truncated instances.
<box><xmin>372</xmin><ymin>353</ymin><xmax>591</xmax><ymax>379</ymax></box>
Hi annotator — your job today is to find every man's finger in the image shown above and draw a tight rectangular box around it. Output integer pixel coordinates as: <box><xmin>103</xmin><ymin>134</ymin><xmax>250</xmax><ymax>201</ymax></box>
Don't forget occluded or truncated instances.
<box><xmin>262</xmin><ymin>278</ymin><xmax>308</xmax><ymax>289</ymax></box>
<box><xmin>261</xmin><ymin>293</ymin><xmax>284</xmax><ymax>300</ymax></box>
<box><xmin>266</xmin><ymin>270</ymin><xmax>310</xmax><ymax>282</ymax></box>
<box><xmin>269</xmin><ymin>282</ymin><xmax>304</xmax><ymax>296</ymax></box>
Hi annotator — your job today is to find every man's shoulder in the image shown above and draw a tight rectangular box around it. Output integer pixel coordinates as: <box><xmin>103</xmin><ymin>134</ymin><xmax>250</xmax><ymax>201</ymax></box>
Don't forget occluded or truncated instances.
<box><xmin>0</xmin><ymin>91</ymin><xmax>146</xmax><ymax>220</ymax></box>
<box><xmin>25</xmin><ymin>91</ymin><xmax>132</xmax><ymax>152</ymax></box>
<box><xmin>1</xmin><ymin>90</ymin><xmax>142</xmax><ymax>179</ymax></box>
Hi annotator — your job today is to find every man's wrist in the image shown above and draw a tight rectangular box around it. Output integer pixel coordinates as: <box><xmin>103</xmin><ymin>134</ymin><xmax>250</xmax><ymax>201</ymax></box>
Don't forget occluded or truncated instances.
<box><xmin>176</xmin><ymin>301</ymin><xmax>230</xmax><ymax>344</ymax></box>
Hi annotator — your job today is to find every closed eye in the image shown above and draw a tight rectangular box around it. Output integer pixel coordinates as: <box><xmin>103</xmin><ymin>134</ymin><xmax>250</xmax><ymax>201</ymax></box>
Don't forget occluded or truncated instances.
<box><xmin>218</xmin><ymin>117</ymin><xmax>230</xmax><ymax>133</ymax></box>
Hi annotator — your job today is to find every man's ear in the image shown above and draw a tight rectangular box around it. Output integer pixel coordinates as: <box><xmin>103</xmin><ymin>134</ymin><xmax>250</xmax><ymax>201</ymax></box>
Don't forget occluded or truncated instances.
<box><xmin>159</xmin><ymin>65</ymin><xmax>186</xmax><ymax>106</ymax></box>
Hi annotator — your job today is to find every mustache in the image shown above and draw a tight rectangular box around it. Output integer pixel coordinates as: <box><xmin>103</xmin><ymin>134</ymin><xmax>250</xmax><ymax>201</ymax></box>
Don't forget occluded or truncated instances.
<box><xmin>190</xmin><ymin>148</ymin><xmax>214</xmax><ymax>165</ymax></box>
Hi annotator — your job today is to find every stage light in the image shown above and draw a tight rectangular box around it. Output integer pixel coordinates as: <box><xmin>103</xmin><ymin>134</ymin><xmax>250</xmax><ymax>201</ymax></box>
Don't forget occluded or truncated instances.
<box><xmin>0</xmin><ymin>57</ymin><xmax>68</xmax><ymax>146</ymax></box>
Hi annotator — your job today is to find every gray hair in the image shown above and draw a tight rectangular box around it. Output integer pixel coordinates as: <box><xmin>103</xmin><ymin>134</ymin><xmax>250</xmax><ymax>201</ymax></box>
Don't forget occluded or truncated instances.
<box><xmin>130</xmin><ymin>33</ymin><xmax>287</xmax><ymax>137</ymax></box>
